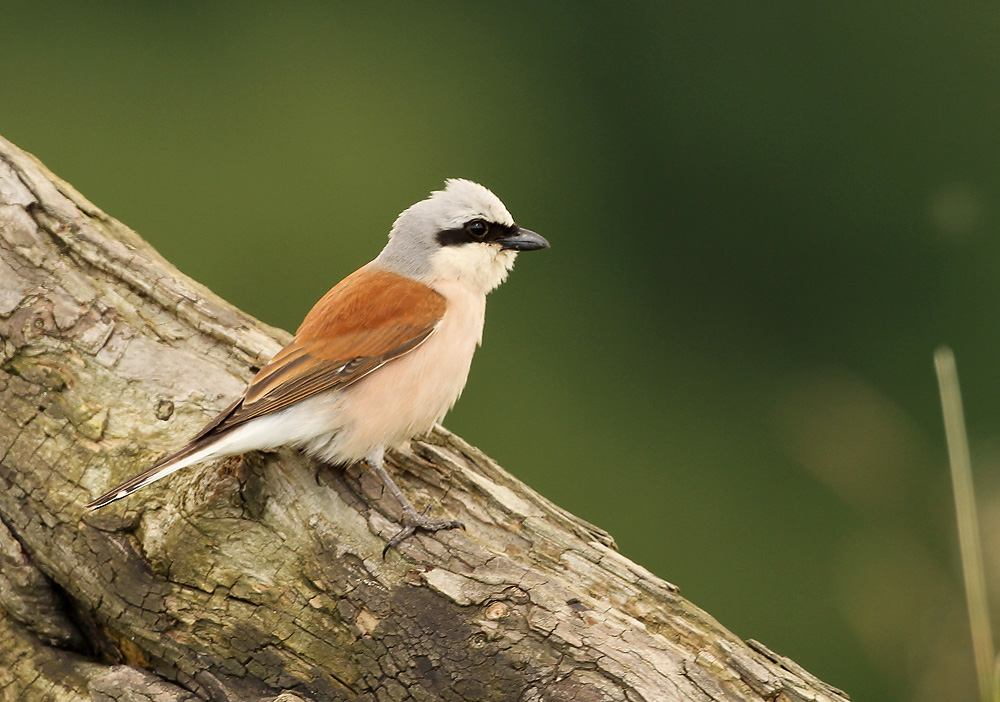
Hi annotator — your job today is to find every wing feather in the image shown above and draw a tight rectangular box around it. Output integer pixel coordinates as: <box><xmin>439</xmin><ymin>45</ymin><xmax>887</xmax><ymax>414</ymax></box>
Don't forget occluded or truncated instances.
<box><xmin>207</xmin><ymin>266</ymin><xmax>446</xmax><ymax>434</ymax></box>
<box><xmin>86</xmin><ymin>266</ymin><xmax>446</xmax><ymax>509</ymax></box>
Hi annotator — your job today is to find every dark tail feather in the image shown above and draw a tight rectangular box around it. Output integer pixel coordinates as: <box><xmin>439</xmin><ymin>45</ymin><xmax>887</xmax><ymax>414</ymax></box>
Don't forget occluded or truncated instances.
<box><xmin>85</xmin><ymin>440</ymin><xmax>215</xmax><ymax>510</ymax></box>
<box><xmin>86</xmin><ymin>399</ymin><xmax>245</xmax><ymax>510</ymax></box>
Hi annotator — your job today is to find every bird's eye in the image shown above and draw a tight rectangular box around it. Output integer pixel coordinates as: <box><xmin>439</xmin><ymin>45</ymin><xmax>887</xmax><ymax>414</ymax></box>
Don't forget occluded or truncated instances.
<box><xmin>465</xmin><ymin>220</ymin><xmax>489</xmax><ymax>239</ymax></box>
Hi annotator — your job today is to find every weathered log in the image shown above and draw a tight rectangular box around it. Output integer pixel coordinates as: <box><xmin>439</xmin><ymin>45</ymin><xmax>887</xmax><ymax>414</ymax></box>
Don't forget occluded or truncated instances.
<box><xmin>0</xmin><ymin>134</ymin><xmax>850</xmax><ymax>702</ymax></box>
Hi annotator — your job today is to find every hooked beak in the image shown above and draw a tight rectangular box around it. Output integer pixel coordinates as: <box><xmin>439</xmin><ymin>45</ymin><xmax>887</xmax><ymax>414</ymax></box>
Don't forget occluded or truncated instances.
<box><xmin>498</xmin><ymin>227</ymin><xmax>550</xmax><ymax>252</ymax></box>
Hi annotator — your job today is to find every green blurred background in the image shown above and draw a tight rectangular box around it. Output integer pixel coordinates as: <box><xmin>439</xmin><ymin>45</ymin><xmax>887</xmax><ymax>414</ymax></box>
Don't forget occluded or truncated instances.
<box><xmin>4</xmin><ymin>2</ymin><xmax>1000</xmax><ymax>699</ymax></box>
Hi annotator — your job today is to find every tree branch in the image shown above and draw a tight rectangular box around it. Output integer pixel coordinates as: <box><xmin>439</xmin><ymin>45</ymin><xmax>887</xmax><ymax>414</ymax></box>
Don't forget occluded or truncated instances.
<box><xmin>0</xmin><ymin>135</ymin><xmax>849</xmax><ymax>702</ymax></box>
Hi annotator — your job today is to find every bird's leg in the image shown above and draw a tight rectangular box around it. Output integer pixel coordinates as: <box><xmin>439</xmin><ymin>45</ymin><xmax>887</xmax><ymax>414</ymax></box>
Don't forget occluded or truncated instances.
<box><xmin>364</xmin><ymin>447</ymin><xmax>463</xmax><ymax>556</ymax></box>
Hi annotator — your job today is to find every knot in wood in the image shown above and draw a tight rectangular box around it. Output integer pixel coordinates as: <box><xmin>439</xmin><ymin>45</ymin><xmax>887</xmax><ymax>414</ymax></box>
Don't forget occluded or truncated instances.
<box><xmin>484</xmin><ymin>601</ymin><xmax>509</xmax><ymax>620</ymax></box>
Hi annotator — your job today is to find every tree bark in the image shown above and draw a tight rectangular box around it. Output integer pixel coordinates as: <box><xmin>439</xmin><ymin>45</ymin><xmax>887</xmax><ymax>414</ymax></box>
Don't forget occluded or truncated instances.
<box><xmin>0</xmin><ymin>134</ymin><xmax>849</xmax><ymax>702</ymax></box>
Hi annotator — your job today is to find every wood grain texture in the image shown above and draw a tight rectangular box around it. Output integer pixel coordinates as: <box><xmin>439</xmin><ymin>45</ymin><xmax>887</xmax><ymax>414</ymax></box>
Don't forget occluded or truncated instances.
<box><xmin>0</xmin><ymin>135</ymin><xmax>850</xmax><ymax>702</ymax></box>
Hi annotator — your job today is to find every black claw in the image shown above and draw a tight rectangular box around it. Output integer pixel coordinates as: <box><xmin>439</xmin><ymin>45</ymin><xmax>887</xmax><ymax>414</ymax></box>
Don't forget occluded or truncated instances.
<box><xmin>314</xmin><ymin>460</ymin><xmax>334</xmax><ymax>486</ymax></box>
<box><xmin>383</xmin><ymin>525</ymin><xmax>417</xmax><ymax>558</ymax></box>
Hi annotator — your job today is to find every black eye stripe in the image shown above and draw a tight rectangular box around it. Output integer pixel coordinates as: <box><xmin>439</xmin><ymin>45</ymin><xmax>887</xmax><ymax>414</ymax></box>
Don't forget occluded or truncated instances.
<box><xmin>436</xmin><ymin>220</ymin><xmax>518</xmax><ymax>247</ymax></box>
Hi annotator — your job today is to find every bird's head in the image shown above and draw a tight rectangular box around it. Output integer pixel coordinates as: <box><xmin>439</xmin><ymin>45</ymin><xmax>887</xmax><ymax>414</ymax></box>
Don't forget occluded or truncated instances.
<box><xmin>375</xmin><ymin>179</ymin><xmax>549</xmax><ymax>293</ymax></box>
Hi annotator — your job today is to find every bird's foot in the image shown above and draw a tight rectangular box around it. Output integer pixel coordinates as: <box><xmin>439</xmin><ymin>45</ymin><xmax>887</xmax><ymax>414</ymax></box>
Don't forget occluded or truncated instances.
<box><xmin>383</xmin><ymin>505</ymin><xmax>464</xmax><ymax>557</ymax></box>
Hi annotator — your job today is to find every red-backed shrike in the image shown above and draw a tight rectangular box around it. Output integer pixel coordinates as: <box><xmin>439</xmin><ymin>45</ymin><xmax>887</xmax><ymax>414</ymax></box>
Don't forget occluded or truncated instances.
<box><xmin>87</xmin><ymin>179</ymin><xmax>549</xmax><ymax>552</ymax></box>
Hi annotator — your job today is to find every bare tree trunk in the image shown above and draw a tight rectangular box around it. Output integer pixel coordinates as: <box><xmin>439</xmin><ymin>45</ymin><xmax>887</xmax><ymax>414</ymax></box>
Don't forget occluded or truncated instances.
<box><xmin>0</xmin><ymin>135</ymin><xmax>849</xmax><ymax>702</ymax></box>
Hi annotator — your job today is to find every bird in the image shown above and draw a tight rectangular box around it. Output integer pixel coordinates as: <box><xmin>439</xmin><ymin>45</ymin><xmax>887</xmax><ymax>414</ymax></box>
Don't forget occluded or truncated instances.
<box><xmin>86</xmin><ymin>179</ymin><xmax>549</xmax><ymax>553</ymax></box>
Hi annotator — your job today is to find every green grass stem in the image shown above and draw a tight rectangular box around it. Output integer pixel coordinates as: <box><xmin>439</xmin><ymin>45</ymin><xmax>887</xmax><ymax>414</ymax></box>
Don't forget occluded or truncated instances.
<box><xmin>935</xmin><ymin>347</ymin><xmax>997</xmax><ymax>702</ymax></box>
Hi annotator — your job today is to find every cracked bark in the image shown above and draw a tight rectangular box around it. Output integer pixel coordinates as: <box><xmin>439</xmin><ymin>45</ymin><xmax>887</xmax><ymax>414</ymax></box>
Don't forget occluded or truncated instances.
<box><xmin>0</xmin><ymin>134</ymin><xmax>850</xmax><ymax>702</ymax></box>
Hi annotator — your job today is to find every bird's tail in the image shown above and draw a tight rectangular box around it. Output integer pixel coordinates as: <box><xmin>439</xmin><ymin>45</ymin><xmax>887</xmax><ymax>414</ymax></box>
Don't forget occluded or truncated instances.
<box><xmin>86</xmin><ymin>398</ymin><xmax>249</xmax><ymax>510</ymax></box>
<box><xmin>85</xmin><ymin>440</ymin><xmax>224</xmax><ymax>510</ymax></box>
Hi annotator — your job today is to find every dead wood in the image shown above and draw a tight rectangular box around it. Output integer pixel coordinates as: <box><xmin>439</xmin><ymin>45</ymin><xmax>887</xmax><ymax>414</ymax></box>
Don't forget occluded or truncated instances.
<box><xmin>0</xmin><ymin>135</ymin><xmax>849</xmax><ymax>702</ymax></box>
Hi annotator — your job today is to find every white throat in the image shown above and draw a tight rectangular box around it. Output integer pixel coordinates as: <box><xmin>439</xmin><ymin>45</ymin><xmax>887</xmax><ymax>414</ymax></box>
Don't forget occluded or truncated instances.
<box><xmin>428</xmin><ymin>244</ymin><xmax>517</xmax><ymax>294</ymax></box>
